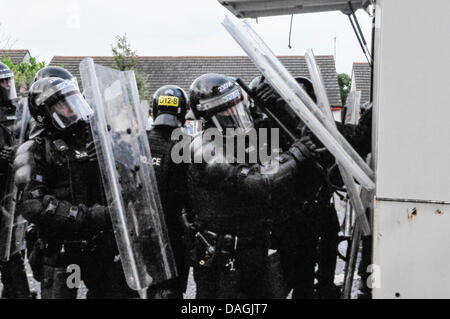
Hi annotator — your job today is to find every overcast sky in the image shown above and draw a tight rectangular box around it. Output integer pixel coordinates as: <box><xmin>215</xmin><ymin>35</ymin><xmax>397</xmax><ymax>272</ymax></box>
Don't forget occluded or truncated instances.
<box><xmin>0</xmin><ymin>0</ymin><xmax>372</xmax><ymax>75</ymax></box>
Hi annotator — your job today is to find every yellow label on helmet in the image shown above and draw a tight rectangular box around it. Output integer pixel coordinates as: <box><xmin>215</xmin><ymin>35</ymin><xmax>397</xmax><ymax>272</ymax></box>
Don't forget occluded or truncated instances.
<box><xmin>158</xmin><ymin>96</ymin><xmax>179</xmax><ymax>107</ymax></box>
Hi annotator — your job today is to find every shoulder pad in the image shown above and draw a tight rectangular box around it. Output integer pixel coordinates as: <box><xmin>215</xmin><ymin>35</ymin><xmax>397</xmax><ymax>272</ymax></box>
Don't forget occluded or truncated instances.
<box><xmin>14</xmin><ymin>164</ymin><xmax>32</xmax><ymax>186</ymax></box>
<box><xmin>13</xmin><ymin>140</ymin><xmax>37</xmax><ymax>186</ymax></box>
<box><xmin>16</xmin><ymin>140</ymin><xmax>36</xmax><ymax>156</ymax></box>
<box><xmin>13</xmin><ymin>150</ymin><xmax>33</xmax><ymax>171</ymax></box>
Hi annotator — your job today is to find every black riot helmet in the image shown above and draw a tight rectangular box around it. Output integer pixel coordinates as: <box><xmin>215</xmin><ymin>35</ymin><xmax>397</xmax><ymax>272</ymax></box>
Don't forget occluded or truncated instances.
<box><xmin>248</xmin><ymin>75</ymin><xmax>317</xmax><ymax>141</ymax></box>
<box><xmin>295</xmin><ymin>76</ymin><xmax>317</xmax><ymax>103</ymax></box>
<box><xmin>189</xmin><ymin>73</ymin><xmax>253</xmax><ymax>134</ymax></box>
<box><xmin>33</xmin><ymin>66</ymin><xmax>79</xmax><ymax>90</ymax></box>
<box><xmin>0</xmin><ymin>62</ymin><xmax>17</xmax><ymax>109</ymax></box>
<box><xmin>28</xmin><ymin>77</ymin><xmax>93</xmax><ymax>132</ymax></box>
<box><xmin>152</xmin><ymin>85</ymin><xmax>188</xmax><ymax>127</ymax></box>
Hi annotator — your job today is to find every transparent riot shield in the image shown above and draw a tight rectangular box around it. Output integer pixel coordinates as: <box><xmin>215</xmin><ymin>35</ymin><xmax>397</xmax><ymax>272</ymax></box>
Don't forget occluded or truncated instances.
<box><xmin>0</xmin><ymin>98</ymin><xmax>30</xmax><ymax>261</ymax></box>
<box><xmin>305</xmin><ymin>49</ymin><xmax>370</xmax><ymax>235</ymax></box>
<box><xmin>344</xmin><ymin>91</ymin><xmax>362</xmax><ymax>125</ymax></box>
<box><xmin>222</xmin><ymin>16</ymin><xmax>375</xmax><ymax>191</ymax></box>
<box><xmin>79</xmin><ymin>58</ymin><xmax>177</xmax><ymax>296</ymax></box>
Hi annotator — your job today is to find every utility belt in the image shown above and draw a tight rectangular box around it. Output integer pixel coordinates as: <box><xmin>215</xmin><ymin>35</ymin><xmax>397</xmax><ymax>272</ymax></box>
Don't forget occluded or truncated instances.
<box><xmin>29</xmin><ymin>238</ymin><xmax>87</xmax><ymax>282</ymax></box>
<box><xmin>300</xmin><ymin>198</ymin><xmax>336</xmax><ymax>213</ymax></box>
<box><xmin>194</xmin><ymin>216</ymin><xmax>269</xmax><ymax>237</ymax></box>
<box><xmin>301</xmin><ymin>200</ymin><xmax>321</xmax><ymax>211</ymax></box>
<box><xmin>193</xmin><ymin>229</ymin><xmax>266</xmax><ymax>272</ymax></box>
<box><xmin>194</xmin><ymin>230</ymin><xmax>238</xmax><ymax>272</ymax></box>
<box><xmin>39</xmin><ymin>239</ymin><xmax>88</xmax><ymax>267</ymax></box>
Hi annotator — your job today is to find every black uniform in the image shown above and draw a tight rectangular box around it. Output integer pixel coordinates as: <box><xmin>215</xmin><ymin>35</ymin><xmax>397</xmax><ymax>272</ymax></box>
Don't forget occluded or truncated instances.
<box><xmin>248</xmin><ymin>76</ymin><xmax>334</xmax><ymax>299</ymax></box>
<box><xmin>186</xmin><ymin>73</ymin><xmax>318</xmax><ymax>299</ymax></box>
<box><xmin>17</xmin><ymin>128</ymin><xmax>136</xmax><ymax>299</ymax></box>
<box><xmin>187</xmin><ymin>133</ymin><xmax>313</xmax><ymax>299</ymax></box>
<box><xmin>16</xmin><ymin>77</ymin><xmax>137</xmax><ymax>299</ymax></box>
<box><xmin>250</xmin><ymin>76</ymin><xmax>374</xmax><ymax>299</ymax></box>
<box><xmin>0</xmin><ymin>62</ymin><xmax>31</xmax><ymax>299</ymax></box>
<box><xmin>290</xmin><ymin>108</ymin><xmax>373</xmax><ymax>299</ymax></box>
<box><xmin>311</xmin><ymin>107</ymin><xmax>374</xmax><ymax>299</ymax></box>
<box><xmin>0</xmin><ymin>121</ymin><xmax>12</xmax><ymax>196</ymax></box>
<box><xmin>270</xmin><ymin>146</ymin><xmax>330</xmax><ymax>299</ymax></box>
<box><xmin>147</xmin><ymin>125</ymin><xmax>190</xmax><ymax>299</ymax></box>
<box><xmin>0</xmin><ymin>108</ymin><xmax>31</xmax><ymax>299</ymax></box>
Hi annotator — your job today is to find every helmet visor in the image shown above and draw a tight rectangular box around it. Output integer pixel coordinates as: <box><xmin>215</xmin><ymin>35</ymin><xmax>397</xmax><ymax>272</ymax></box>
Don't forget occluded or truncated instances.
<box><xmin>49</xmin><ymin>92</ymin><xmax>93</xmax><ymax>129</ymax></box>
<box><xmin>0</xmin><ymin>76</ymin><xmax>17</xmax><ymax>101</ymax></box>
<box><xmin>70</xmin><ymin>77</ymin><xmax>80</xmax><ymax>91</ymax></box>
<box><xmin>211</xmin><ymin>101</ymin><xmax>253</xmax><ymax>134</ymax></box>
<box><xmin>199</xmin><ymin>88</ymin><xmax>253</xmax><ymax>134</ymax></box>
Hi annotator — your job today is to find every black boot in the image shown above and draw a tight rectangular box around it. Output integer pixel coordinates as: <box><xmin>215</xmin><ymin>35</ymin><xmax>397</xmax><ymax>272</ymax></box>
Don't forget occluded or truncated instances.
<box><xmin>315</xmin><ymin>205</ymin><xmax>340</xmax><ymax>299</ymax></box>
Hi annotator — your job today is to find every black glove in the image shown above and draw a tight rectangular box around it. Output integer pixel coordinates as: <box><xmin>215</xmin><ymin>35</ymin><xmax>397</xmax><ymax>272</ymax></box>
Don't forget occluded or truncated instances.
<box><xmin>87</xmin><ymin>204</ymin><xmax>111</xmax><ymax>233</ymax></box>
<box><xmin>289</xmin><ymin>136</ymin><xmax>317</xmax><ymax>163</ymax></box>
<box><xmin>0</xmin><ymin>145</ymin><xmax>16</xmax><ymax>162</ymax></box>
<box><xmin>20</xmin><ymin>199</ymin><xmax>44</xmax><ymax>224</ymax></box>
<box><xmin>38</xmin><ymin>196</ymin><xmax>87</xmax><ymax>234</ymax></box>
<box><xmin>252</xmin><ymin>81</ymin><xmax>284</xmax><ymax>108</ymax></box>
<box><xmin>22</xmin><ymin>196</ymin><xmax>110</xmax><ymax>236</ymax></box>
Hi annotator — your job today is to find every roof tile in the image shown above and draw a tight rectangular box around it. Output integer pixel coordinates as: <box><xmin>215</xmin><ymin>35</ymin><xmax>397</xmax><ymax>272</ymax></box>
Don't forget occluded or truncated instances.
<box><xmin>352</xmin><ymin>63</ymin><xmax>371</xmax><ymax>104</ymax></box>
<box><xmin>0</xmin><ymin>50</ymin><xmax>30</xmax><ymax>64</ymax></box>
<box><xmin>50</xmin><ymin>55</ymin><xmax>342</xmax><ymax>107</ymax></box>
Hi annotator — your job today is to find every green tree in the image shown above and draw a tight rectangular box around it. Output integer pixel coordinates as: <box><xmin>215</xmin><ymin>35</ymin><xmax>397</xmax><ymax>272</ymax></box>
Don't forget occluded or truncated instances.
<box><xmin>338</xmin><ymin>73</ymin><xmax>352</xmax><ymax>105</ymax></box>
<box><xmin>111</xmin><ymin>34</ymin><xmax>148</xmax><ymax>100</ymax></box>
<box><xmin>2</xmin><ymin>55</ymin><xmax>46</xmax><ymax>94</ymax></box>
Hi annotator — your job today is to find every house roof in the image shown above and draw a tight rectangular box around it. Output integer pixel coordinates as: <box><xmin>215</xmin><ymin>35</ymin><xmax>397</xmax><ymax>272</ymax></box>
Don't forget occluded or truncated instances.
<box><xmin>218</xmin><ymin>0</ymin><xmax>366</xmax><ymax>18</ymax></box>
<box><xmin>0</xmin><ymin>49</ymin><xmax>30</xmax><ymax>64</ymax></box>
<box><xmin>50</xmin><ymin>55</ymin><xmax>343</xmax><ymax>107</ymax></box>
<box><xmin>352</xmin><ymin>62</ymin><xmax>371</xmax><ymax>104</ymax></box>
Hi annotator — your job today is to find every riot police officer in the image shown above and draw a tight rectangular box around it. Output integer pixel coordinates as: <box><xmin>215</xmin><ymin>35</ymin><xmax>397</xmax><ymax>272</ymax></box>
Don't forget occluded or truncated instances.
<box><xmin>33</xmin><ymin>66</ymin><xmax>78</xmax><ymax>86</ymax></box>
<box><xmin>187</xmin><ymin>73</ymin><xmax>317</xmax><ymax>299</ymax></box>
<box><xmin>14</xmin><ymin>77</ymin><xmax>136</xmax><ymax>299</ymax></box>
<box><xmin>0</xmin><ymin>63</ymin><xmax>17</xmax><ymax>195</ymax></box>
<box><xmin>146</xmin><ymin>85</ymin><xmax>191</xmax><ymax>299</ymax></box>
<box><xmin>249</xmin><ymin>75</ymin><xmax>338</xmax><ymax>299</ymax></box>
<box><xmin>250</xmin><ymin>75</ymin><xmax>373</xmax><ymax>299</ymax></box>
<box><xmin>0</xmin><ymin>62</ymin><xmax>31</xmax><ymax>299</ymax></box>
<box><xmin>25</xmin><ymin>66</ymin><xmax>79</xmax><ymax>261</ymax></box>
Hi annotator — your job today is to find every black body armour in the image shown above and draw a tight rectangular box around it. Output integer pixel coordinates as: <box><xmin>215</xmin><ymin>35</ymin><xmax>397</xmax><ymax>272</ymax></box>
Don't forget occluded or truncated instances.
<box><xmin>0</xmin><ymin>122</ymin><xmax>13</xmax><ymax>199</ymax></box>
<box><xmin>186</xmin><ymin>133</ymin><xmax>306</xmax><ymax>237</ymax></box>
<box><xmin>147</xmin><ymin>126</ymin><xmax>190</xmax><ymax>294</ymax></box>
<box><xmin>20</xmin><ymin>130</ymin><xmax>107</xmax><ymax>265</ymax></box>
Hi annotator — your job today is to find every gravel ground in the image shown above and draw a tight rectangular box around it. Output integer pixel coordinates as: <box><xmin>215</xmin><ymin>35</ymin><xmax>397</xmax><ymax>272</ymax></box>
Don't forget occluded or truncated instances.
<box><xmin>0</xmin><ymin>196</ymin><xmax>362</xmax><ymax>299</ymax></box>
